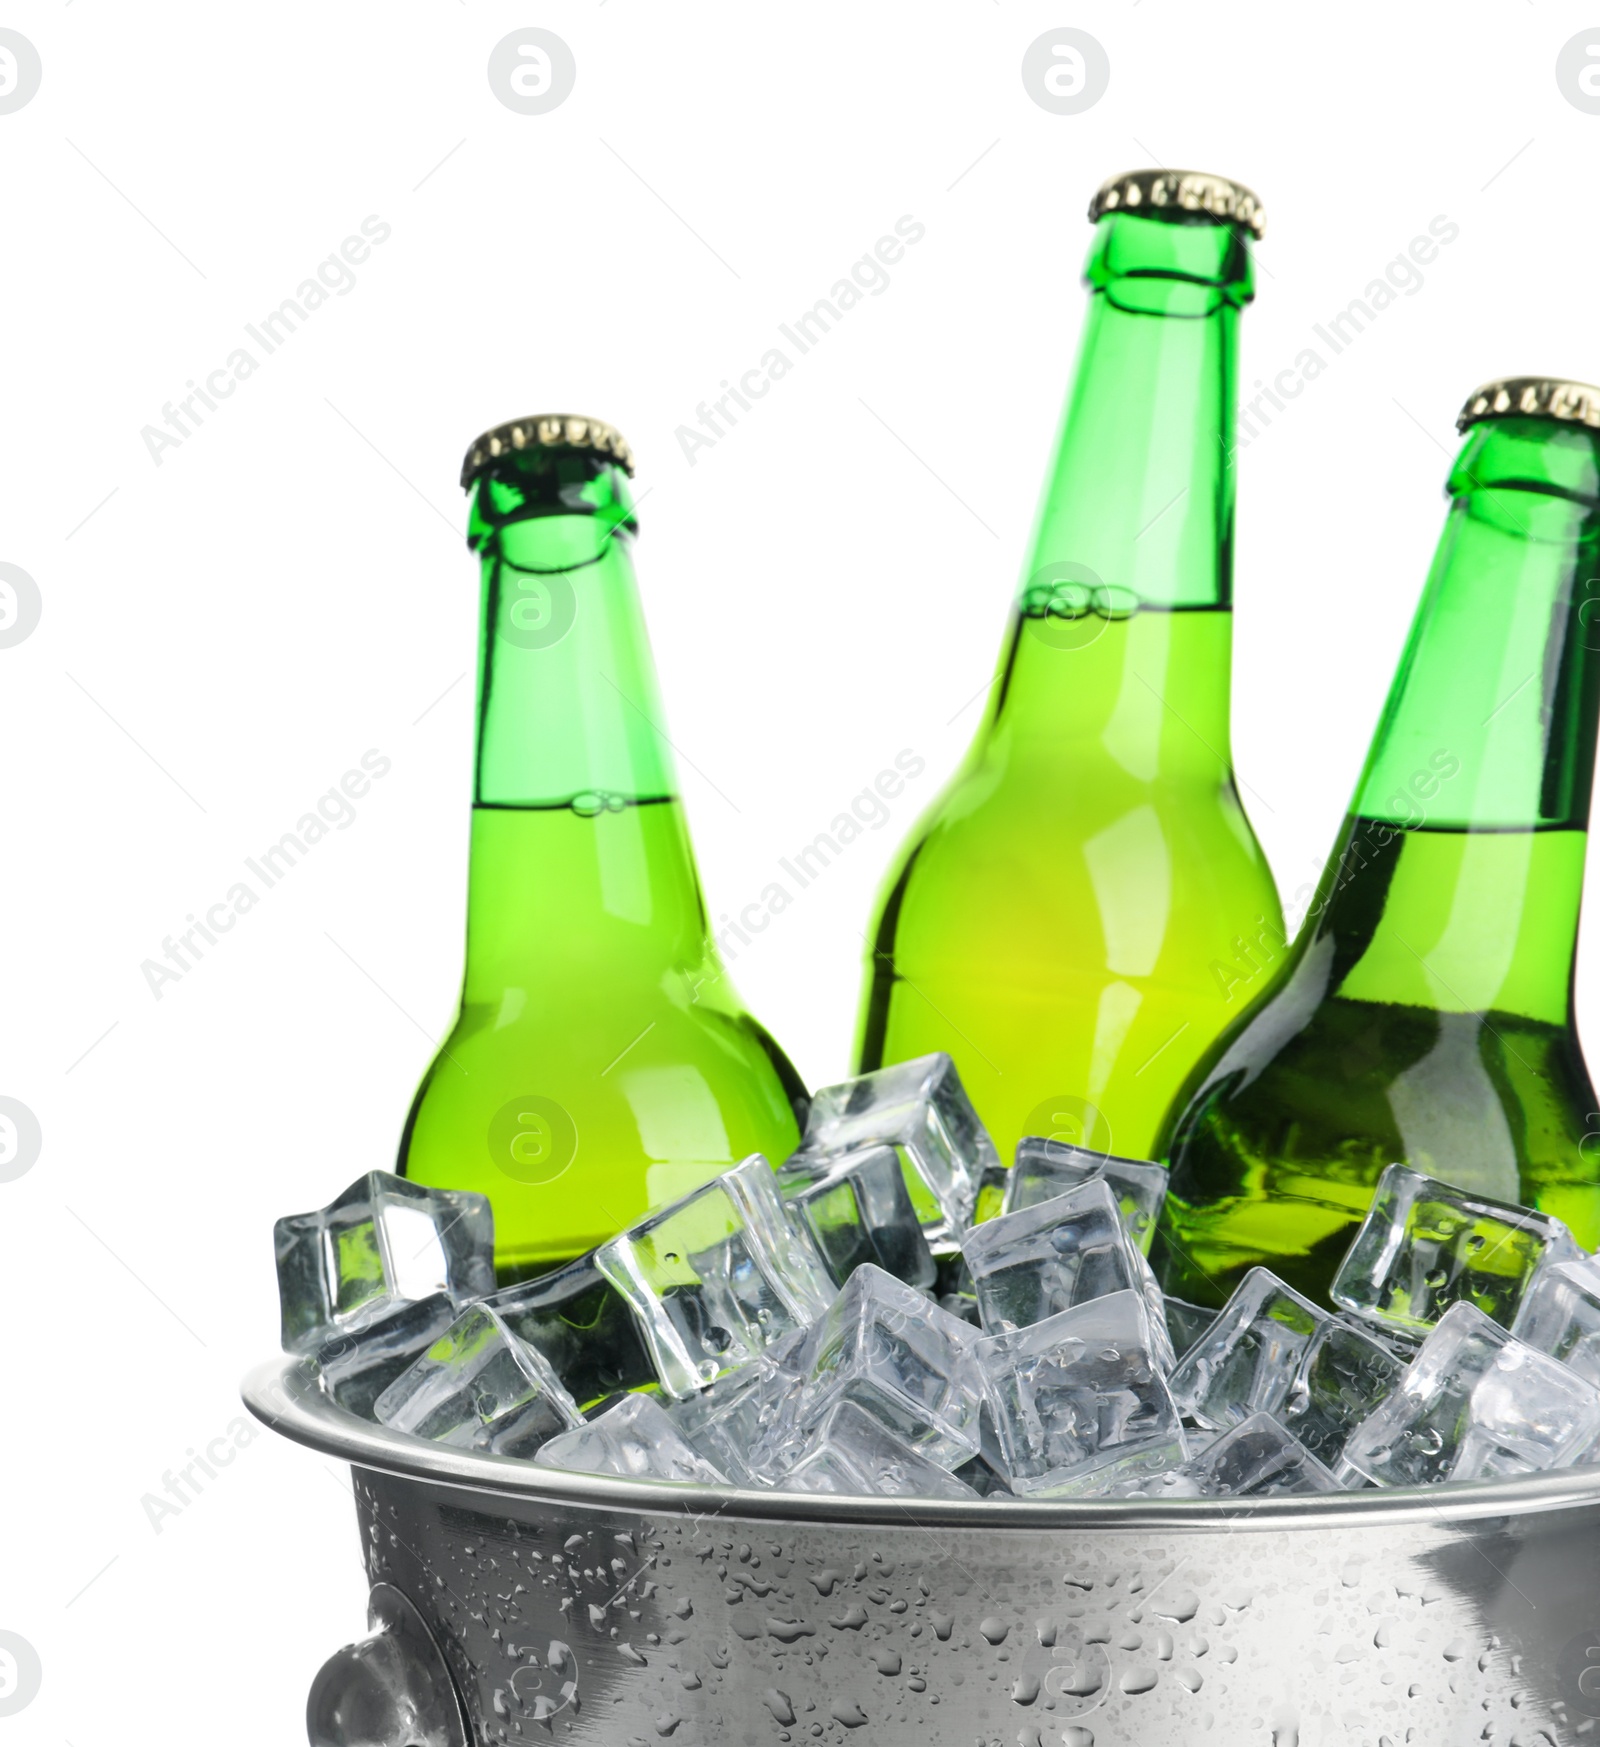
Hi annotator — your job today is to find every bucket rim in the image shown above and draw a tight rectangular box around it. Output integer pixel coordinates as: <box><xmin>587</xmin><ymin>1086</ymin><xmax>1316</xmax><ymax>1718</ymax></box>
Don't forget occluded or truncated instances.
<box><xmin>242</xmin><ymin>1354</ymin><xmax>1600</xmax><ymax>1532</ymax></box>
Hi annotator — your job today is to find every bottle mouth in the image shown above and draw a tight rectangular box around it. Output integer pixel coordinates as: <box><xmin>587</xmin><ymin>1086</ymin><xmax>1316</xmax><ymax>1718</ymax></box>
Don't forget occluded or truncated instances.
<box><xmin>1450</xmin><ymin>417</ymin><xmax>1600</xmax><ymax>513</ymax></box>
<box><xmin>468</xmin><ymin>446</ymin><xmax>638</xmax><ymax>552</ymax></box>
<box><xmin>1084</xmin><ymin>209</ymin><xmax>1254</xmax><ymax>309</ymax></box>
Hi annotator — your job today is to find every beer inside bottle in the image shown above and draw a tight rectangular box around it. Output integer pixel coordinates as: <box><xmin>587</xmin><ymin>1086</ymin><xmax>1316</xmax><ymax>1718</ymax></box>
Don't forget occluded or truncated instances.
<box><xmin>1153</xmin><ymin>379</ymin><xmax>1600</xmax><ymax>1307</ymax></box>
<box><xmin>398</xmin><ymin>417</ymin><xmax>805</xmax><ymax>1281</ymax></box>
<box><xmin>855</xmin><ymin>170</ymin><xmax>1283</xmax><ymax>1165</ymax></box>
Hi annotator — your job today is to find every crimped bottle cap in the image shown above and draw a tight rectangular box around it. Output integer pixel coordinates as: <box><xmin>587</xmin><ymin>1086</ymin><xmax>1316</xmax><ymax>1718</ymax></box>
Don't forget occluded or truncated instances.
<box><xmin>1456</xmin><ymin>377</ymin><xmax>1600</xmax><ymax>434</ymax></box>
<box><xmin>1088</xmin><ymin>168</ymin><xmax>1265</xmax><ymax>239</ymax></box>
<box><xmin>461</xmin><ymin>414</ymin><xmax>635</xmax><ymax>490</ymax></box>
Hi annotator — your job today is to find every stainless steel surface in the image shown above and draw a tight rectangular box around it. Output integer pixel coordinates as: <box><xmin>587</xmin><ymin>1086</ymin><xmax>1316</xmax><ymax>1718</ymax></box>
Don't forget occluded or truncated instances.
<box><xmin>247</xmin><ymin>1355</ymin><xmax>1600</xmax><ymax>1744</ymax></box>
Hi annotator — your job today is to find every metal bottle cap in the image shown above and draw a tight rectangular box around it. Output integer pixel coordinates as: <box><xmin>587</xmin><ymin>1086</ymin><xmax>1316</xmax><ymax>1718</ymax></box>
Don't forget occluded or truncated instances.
<box><xmin>1456</xmin><ymin>377</ymin><xmax>1600</xmax><ymax>434</ymax></box>
<box><xmin>1088</xmin><ymin>169</ymin><xmax>1266</xmax><ymax>239</ymax></box>
<box><xmin>461</xmin><ymin>414</ymin><xmax>635</xmax><ymax>490</ymax></box>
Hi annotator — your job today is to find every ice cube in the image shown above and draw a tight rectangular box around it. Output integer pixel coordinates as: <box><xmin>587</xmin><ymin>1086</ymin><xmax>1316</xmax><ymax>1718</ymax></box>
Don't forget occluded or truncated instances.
<box><xmin>1166</xmin><ymin>1297</ymin><xmax>1221</xmax><ymax>1360</ymax></box>
<box><xmin>779</xmin><ymin>1401</ymin><xmax>978</xmax><ymax>1500</ymax></box>
<box><xmin>976</xmin><ymin>1290</ymin><xmax>1186</xmax><ymax>1497</ymax></box>
<box><xmin>788</xmin><ymin>1263</ymin><xmax>983</xmax><ymax>1469</ymax></box>
<box><xmin>594</xmin><ymin>1155</ymin><xmax>833</xmax><ymax>1397</ymax></box>
<box><xmin>1005</xmin><ymin>1138</ymin><xmax>1167</xmax><ymax>1255</ymax></box>
<box><xmin>274</xmin><ymin>1170</ymin><xmax>495</xmax><ymax>1355</ymax></box>
<box><xmin>532</xmin><ymin>1393</ymin><xmax>731</xmax><ymax>1485</ymax></box>
<box><xmin>1105</xmin><ymin>1468</ymin><xmax>1206</xmax><ymax>1500</ymax></box>
<box><xmin>936</xmin><ymin>1291</ymin><xmax>982</xmax><ymax>1326</ymax></box>
<box><xmin>1331</xmin><ymin>1163</ymin><xmax>1580</xmax><ymax>1336</ymax></box>
<box><xmin>951</xmin><ymin>1443</ymin><xmax>1015</xmax><ymax>1498</ymax></box>
<box><xmin>372</xmin><ymin>1304</ymin><xmax>582</xmax><ymax>1459</ymax></box>
<box><xmin>792</xmin><ymin>1054</ymin><xmax>995</xmax><ymax>1247</ymax></box>
<box><xmin>1338</xmin><ymin>1311</ymin><xmax>1421</xmax><ymax>1360</ymax></box>
<box><xmin>667</xmin><ymin>1355</ymin><xmax>801</xmax><ymax>1487</ymax></box>
<box><xmin>1512</xmin><ymin>1255</ymin><xmax>1600</xmax><ymax>1388</ymax></box>
<box><xmin>776</xmin><ymin>1143</ymin><xmax>936</xmax><ymax>1290</ymax></box>
<box><xmin>971</xmin><ymin>1160</ymin><xmax>1010</xmax><ymax>1227</ymax></box>
<box><xmin>960</xmin><ymin>1180</ymin><xmax>1174</xmax><ymax>1369</ymax></box>
<box><xmin>1280</xmin><ymin>1318</ymin><xmax>1404</xmax><ymax>1469</ymax></box>
<box><xmin>486</xmin><ymin>1256</ymin><xmax>658</xmax><ymax>1413</ymax></box>
<box><xmin>1342</xmin><ymin>1301</ymin><xmax>1600</xmax><ymax>1487</ymax></box>
<box><xmin>316</xmin><ymin>1294</ymin><xmax>462</xmax><ymax>1420</ymax></box>
<box><xmin>1167</xmin><ymin>1268</ymin><xmax>1326</xmax><ymax>1431</ymax></box>
<box><xmin>1177</xmin><ymin>1413</ymin><xmax>1340</xmax><ymax>1498</ymax></box>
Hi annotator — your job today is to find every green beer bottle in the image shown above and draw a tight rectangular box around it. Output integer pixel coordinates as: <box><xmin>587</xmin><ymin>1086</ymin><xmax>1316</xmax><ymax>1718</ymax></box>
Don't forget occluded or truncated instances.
<box><xmin>855</xmin><ymin>170</ymin><xmax>1283</xmax><ymax>1165</ymax></box>
<box><xmin>1153</xmin><ymin>378</ymin><xmax>1600</xmax><ymax>1308</ymax></box>
<box><xmin>398</xmin><ymin>416</ymin><xmax>806</xmax><ymax>1281</ymax></box>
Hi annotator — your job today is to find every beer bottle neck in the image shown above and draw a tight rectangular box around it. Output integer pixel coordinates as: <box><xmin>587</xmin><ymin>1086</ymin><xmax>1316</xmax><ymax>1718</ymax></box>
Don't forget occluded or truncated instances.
<box><xmin>461</xmin><ymin>454</ymin><xmax>707</xmax><ymax>989</ymax></box>
<box><xmin>1024</xmin><ymin>212</ymin><xmax>1250</xmax><ymax>614</ymax></box>
<box><xmin>983</xmin><ymin>212</ymin><xmax>1252</xmax><ymax>762</ymax></box>
<box><xmin>1309</xmin><ymin>418</ymin><xmax>1600</xmax><ymax>1022</ymax></box>
<box><xmin>469</xmin><ymin>453</ymin><xmax>675</xmax><ymax>809</ymax></box>
<box><xmin>1353</xmin><ymin>423</ymin><xmax>1600</xmax><ymax>832</ymax></box>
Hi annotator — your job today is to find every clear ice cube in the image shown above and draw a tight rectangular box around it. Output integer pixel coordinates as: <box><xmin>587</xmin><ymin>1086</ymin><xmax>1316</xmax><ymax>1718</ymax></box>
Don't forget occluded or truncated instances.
<box><xmin>971</xmin><ymin>1159</ymin><xmax>1011</xmax><ymax>1228</ymax></box>
<box><xmin>1166</xmin><ymin>1297</ymin><xmax>1221</xmax><ymax>1361</ymax></box>
<box><xmin>316</xmin><ymin>1294</ymin><xmax>462</xmax><ymax>1420</ymax></box>
<box><xmin>372</xmin><ymin>1304</ymin><xmax>582</xmax><ymax>1459</ymax></box>
<box><xmin>1178</xmin><ymin>1413</ymin><xmax>1339</xmax><ymax>1498</ymax></box>
<box><xmin>780</xmin><ymin>1400</ymin><xmax>978</xmax><ymax>1500</ymax></box>
<box><xmin>976</xmin><ymin>1290</ymin><xmax>1186</xmax><ymax>1497</ymax></box>
<box><xmin>792</xmin><ymin>1054</ymin><xmax>995</xmax><ymax>1247</ymax></box>
<box><xmin>596</xmin><ymin>1155</ymin><xmax>834</xmax><ymax>1397</ymax></box>
<box><xmin>952</xmin><ymin>1442</ymin><xmax>1015</xmax><ymax>1499</ymax></box>
<box><xmin>1167</xmin><ymin>1268</ymin><xmax>1326</xmax><ymax>1431</ymax></box>
<box><xmin>667</xmin><ymin>1354</ymin><xmax>801</xmax><ymax>1487</ymax></box>
<box><xmin>1342</xmin><ymin>1301</ymin><xmax>1600</xmax><ymax>1487</ymax></box>
<box><xmin>532</xmin><ymin>1393</ymin><xmax>732</xmax><ymax>1485</ymax></box>
<box><xmin>486</xmin><ymin>1256</ymin><xmax>658</xmax><ymax>1413</ymax></box>
<box><xmin>1512</xmin><ymin>1255</ymin><xmax>1600</xmax><ymax>1389</ymax></box>
<box><xmin>274</xmin><ymin>1169</ymin><xmax>495</xmax><ymax>1355</ymax></box>
<box><xmin>1005</xmin><ymin>1138</ymin><xmax>1167</xmax><ymax>1254</ymax></box>
<box><xmin>776</xmin><ymin>1143</ymin><xmax>936</xmax><ymax>1290</ymax></box>
<box><xmin>1331</xmin><ymin>1163</ymin><xmax>1580</xmax><ymax>1336</ymax></box>
<box><xmin>1280</xmin><ymin>1318</ymin><xmax>1404</xmax><ymax>1469</ymax></box>
<box><xmin>960</xmin><ymin>1180</ymin><xmax>1174</xmax><ymax>1369</ymax></box>
<box><xmin>1339</xmin><ymin>1311</ymin><xmax>1421</xmax><ymax>1360</ymax></box>
<box><xmin>787</xmin><ymin>1263</ymin><xmax>983</xmax><ymax>1470</ymax></box>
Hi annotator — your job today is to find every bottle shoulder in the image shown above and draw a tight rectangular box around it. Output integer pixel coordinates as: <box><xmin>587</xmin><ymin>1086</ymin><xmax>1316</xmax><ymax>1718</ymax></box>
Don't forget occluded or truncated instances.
<box><xmin>890</xmin><ymin>760</ymin><xmax>1279</xmax><ymax>901</ymax></box>
<box><xmin>1165</xmin><ymin>977</ymin><xmax>1594</xmax><ymax>1165</ymax></box>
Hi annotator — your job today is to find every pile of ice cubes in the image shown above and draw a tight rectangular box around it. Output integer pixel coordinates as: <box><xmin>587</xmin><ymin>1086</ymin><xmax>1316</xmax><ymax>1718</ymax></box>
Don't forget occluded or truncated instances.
<box><xmin>273</xmin><ymin>1053</ymin><xmax>1600</xmax><ymax>1501</ymax></box>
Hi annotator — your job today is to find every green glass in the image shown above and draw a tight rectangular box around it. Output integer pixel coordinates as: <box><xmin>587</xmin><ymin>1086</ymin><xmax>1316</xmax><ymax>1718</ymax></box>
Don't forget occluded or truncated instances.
<box><xmin>398</xmin><ymin>440</ymin><xmax>805</xmax><ymax>1281</ymax></box>
<box><xmin>855</xmin><ymin>204</ymin><xmax>1283</xmax><ymax>1166</ymax></box>
<box><xmin>1153</xmin><ymin>409</ymin><xmax>1600</xmax><ymax>1308</ymax></box>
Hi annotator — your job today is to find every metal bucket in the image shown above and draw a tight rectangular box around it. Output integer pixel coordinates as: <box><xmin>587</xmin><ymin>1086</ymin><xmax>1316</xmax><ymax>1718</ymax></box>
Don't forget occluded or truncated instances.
<box><xmin>245</xmin><ymin>1355</ymin><xmax>1600</xmax><ymax>1745</ymax></box>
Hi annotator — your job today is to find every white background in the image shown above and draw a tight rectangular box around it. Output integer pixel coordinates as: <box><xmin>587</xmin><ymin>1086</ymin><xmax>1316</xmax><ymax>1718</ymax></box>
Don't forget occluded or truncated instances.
<box><xmin>6</xmin><ymin>3</ymin><xmax>1600</xmax><ymax>1737</ymax></box>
